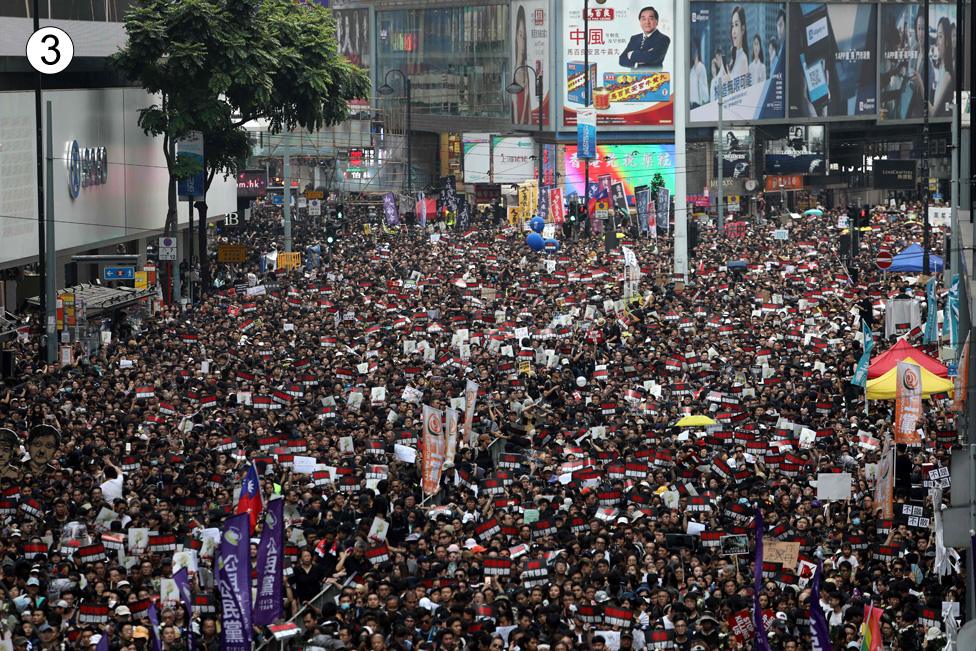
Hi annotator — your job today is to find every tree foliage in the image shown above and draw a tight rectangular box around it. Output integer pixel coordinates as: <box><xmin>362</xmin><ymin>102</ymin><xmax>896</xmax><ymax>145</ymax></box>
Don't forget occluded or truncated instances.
<box><xmin>112</xmin><ymin>0</ymin><xmax>370</xmax><ymax>236</ymax></box>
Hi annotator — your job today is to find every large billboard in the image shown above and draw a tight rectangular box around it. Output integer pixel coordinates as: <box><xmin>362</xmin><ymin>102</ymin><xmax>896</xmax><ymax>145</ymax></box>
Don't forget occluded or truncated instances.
<box><xmin>689</xmin><ymin>2</ymin><xmax>786</xmax><ymax>122</ymax></box>
<box><xmin>563</xmin><ymin>144</ymin><xmax>677</xmax><ymax>203</ymax></box>
<box><xmin>714</xmin><ymin>129</ymin><xmax>753</xmax><ymax>178</ymax></box>
<box><xmin>561</xmin><ymin>2</ymin><xmax>675</xmax><ymax>127</ymax></box>
<box><xmin>880</xmin><ymin>3</ymin><xmax>958</xmax><ymax>120</ymax></box>
<box><xmin>789</xmin><ymin>4</ymin><xmax>877</xmax><ymax>118</ymax></box>
<box><xmin>512</xmin><ymin>0</ymin><xmax>551</xmax><ymax>127</ymax></box>
<box><xmin>463</xmin><ymin>135</ymin><xmax>537</xmax><ymax>185</ymax></box>
<box><xmin>334</xmin><ymin>8</ymin><xmax>370</xmax><ymax>69</ymax></box>
<box><xmin>764</xmin><ymin>125</ymin><xmax>826</xmax><ymax>174</ymax></box>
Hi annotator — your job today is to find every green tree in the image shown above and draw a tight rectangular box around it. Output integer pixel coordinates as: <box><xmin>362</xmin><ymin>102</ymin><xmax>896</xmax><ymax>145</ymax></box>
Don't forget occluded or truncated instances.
<box><xmin>649</xmin><ymin>172</ymin><xmax>666</xmax><ymax>201</ymax></box>
<box><xmin>112</xmin><ymin>0</ymin><xmax>369</xmax><ymax>293</ymax></box>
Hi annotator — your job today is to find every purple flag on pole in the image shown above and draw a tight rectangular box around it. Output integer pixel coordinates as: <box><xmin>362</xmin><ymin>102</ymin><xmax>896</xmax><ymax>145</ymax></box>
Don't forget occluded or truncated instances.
<box><xmin>218</xmin><ymin>512</ymin><xmax>253</xmax><ymax>651</ymax></box>
<box><xmin>253</xmin><ymin>497</ymin><xmax>284</xmax><ymax>626</ymax></box>
<box><xmin>95</xmin><ymin>633</ymin><xmax>110</xmax><ymax>651</ymax></box>
<box><xmin>809</xmin><ymin>561</ymin><xmax>833</xmax><ymax>650</ymax></box>
<box><xmin>753</xmin><ymin>503</ymin><xmax>772</xmax><ymax>651</ymax></box>
<box><xmin>147</xmin><ymin>601</ymin><xmax>163</xmax><ymax>651</ymax></box>
<box><xmin>173</xmin><ymin>567</ymin><xmax>195</xmax><ymax>651</ymax></box>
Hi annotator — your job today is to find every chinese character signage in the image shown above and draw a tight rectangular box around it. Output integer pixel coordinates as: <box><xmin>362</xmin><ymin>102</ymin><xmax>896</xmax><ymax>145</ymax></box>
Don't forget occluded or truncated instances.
<box><xmin>562</xmin><ymin>1</ymin><xmax>674</xmax><ymax>127</ymax></box>
<box><xmin>511</xmin><ymin>0</ymin><xmax>551</xmax><ymax>126</ymax></box>
<box><xmin>689</xmin><ymin>3</ymin><xmax>786</xmax><ymax>122</ymax></box>
<box><xmin>563</xmin><ymin>145</ymin><xmax>675</xmax><ymax>207</ymax></box>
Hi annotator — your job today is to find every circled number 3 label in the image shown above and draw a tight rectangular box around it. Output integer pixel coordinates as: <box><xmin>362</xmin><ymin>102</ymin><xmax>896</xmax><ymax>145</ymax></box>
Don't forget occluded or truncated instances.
<box><xmin>27</xmin><ymin>27</ymin><xmax>74</xmax><ymax>75</ymax></box>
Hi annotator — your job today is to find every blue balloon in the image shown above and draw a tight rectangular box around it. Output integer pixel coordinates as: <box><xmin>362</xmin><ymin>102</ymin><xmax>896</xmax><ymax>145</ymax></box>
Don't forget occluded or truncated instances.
<box><xmin>544</xmin><ymin>238</ymin><xmax>560</xmax><ymax>253</ymax></box>
<box><xmin>529</xmin><ymin>216</ymin><xmax>546</xmax><ymax>233</ymax></box>
<box><xmin>526</xmin><ymin>232</ymin><xmax>545</xmax><ymax>251</ymax></box>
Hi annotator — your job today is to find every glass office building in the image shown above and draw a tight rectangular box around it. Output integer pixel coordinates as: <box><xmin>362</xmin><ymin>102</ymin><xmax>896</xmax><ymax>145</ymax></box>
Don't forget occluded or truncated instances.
<box><xmin>375</xmin><ymin>4</ymin><xmax>510</xmax><ymax>118</ymax></box>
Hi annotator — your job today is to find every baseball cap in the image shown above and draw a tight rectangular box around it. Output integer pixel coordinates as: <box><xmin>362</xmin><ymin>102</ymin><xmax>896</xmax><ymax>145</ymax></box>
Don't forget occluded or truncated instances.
<box><xmin>26</xmin><ymin>578</ymin><xmax>40</xmax><ymax>586</ymax></box>
<box><xmin>115</xmin><ymin>606</ymin><xmax>131</xmax><ymax>616</ymax></box>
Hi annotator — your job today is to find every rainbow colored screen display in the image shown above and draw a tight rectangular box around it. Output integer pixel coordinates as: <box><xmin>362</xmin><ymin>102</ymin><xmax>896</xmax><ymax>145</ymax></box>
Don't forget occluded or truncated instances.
<box><xmin>563</xmin><ymin>144</ymin><xmax>676</xmax><ymax>206</ymax></box>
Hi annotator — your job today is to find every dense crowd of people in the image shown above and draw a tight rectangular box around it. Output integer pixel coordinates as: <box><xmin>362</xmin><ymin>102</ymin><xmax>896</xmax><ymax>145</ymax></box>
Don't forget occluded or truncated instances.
<box><xmin>0</xmin><ymin>200</ymin><xmax>964</xmax><ymax>651</ymax></box>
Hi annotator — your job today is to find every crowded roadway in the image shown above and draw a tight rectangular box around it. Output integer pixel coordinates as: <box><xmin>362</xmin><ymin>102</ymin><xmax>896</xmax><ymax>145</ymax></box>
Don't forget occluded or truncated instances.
<box><xmin>0</xmin><ymin>202</ymin><xmax>963</xmax><ymax>651</ymax></box>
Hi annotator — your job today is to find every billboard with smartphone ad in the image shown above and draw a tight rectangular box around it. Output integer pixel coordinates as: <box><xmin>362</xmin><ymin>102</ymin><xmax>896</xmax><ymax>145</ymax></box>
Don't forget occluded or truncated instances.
<box><xmin>689</xmin><ymin>2</ymin><xmax>787</xmax><ymax>122</ymax></box>
<box><xmin>561</xmin><ymin>1</ymin><xmax>675</xmax><ymax>127</ymax></box>
<box><xmin>879</xmin><ymin>3</ymin><xmax>957</xmax><ymax>121</ymax></box>
<box><xmin>788</xmin><ymin>3</ymin><xmax>877</xmax><ymax>118</ymax></box>
<box><xmin>511</xmin><ymin>0</ymin><xmax>551</xmax><ymax>127</ymax></box>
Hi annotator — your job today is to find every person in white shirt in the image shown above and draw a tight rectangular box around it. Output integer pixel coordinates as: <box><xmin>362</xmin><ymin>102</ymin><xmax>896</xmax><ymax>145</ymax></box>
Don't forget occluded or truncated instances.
<box><xmin>724</xmin><ymin>6</ymin><xmax>749</xmax><ymax>83</ymax></box>
<box><xmin>689</xmin><ymin>45</ymin><xmax>710</xmax><ymax>108</ymax></box>
<box><xmin>99</xmin><ymin>457</ymin><xmax>124</xmax><ymax>503</ymax></box>
<box><xmin>749</xmin><ymin>34</ymin><xmax>766</xmax><ymax>86</ymax></box>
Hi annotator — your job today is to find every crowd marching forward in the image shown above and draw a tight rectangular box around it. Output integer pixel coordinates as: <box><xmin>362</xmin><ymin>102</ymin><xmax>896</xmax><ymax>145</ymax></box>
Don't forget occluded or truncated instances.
<box><xmin>0</xmin><ymin>201</ymin><xmax>964</xmax><ymax>651</ymax></box>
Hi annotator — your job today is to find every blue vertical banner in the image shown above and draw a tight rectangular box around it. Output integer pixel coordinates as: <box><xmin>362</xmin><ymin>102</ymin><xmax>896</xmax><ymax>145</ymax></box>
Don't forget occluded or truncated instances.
<box><xmin>537</xmin><ymin>185</ymin><xmax>550</xmax><ymax>221</ymax></box>
<box><xmin>577</xmin><ymin>108</ymin><xmax>596</xmax><ymax>160</ymax></box>
<box><xmin>442</xmin><ymin>176</ymin><xmax>458</xmax><ymax>214</ymax></box>
<box><xmin>177</xmin><ymin>131</ymin><xmax>205</xmax><ymax>201</ymax></box>
<box><xmin>946</xmin><ymin>275</ymin><xmax>959</xmax><ymax>347</ymax></box>
<box><xmin>924</xmin><ymin>277</ymin><xmax>938</xmax><ymax>344</ymax></box>
<box><xmin>253</xmin><ymin>497</ymin><xmax>284</xmax><ymax>626</ymax></box>
<box><xmin>635</xmin><ymin>186</ymin><xmax>651</xmax><ymax>234</ymax></box>
<box><xmin>383</xmin><ymin>192</ymin><xmax>400</xmax><ymax>226</ymax></box>
<box><xmin>656</xmin><ymin>188</ymin><xmax>671</xmax><ymax>233</ymax></box>
<box><xmin>852</xmin><ymin>320</ymin><xmax>874</xmax><ymax>388</ymax></box>
<box><xmin>458</xmin><ymin>197</ymin><xmax>471</xmax><ymax>230</ymax></box>
<box><xmin>542</xmin><ymin>144</ymin><xmax>557</xmax><ymax>186</ymax></box>
<box><xmin>218</xmin><ymin>513</ymin><xmax>253</xmax><ymax>651</ymax></box>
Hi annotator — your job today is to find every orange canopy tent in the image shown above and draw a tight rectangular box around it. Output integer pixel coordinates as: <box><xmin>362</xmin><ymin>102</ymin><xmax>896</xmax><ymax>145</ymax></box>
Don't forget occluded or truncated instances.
<box><xmin>867</xmin><ymin>339</ymin><xmax>948</xmax><ymax>379</ymax></box>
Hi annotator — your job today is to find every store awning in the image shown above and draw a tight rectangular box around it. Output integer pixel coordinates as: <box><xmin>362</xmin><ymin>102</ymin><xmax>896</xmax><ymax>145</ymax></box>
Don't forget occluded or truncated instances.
<box><xmin>26</xmin><ymin>284</ymin><xmax>155</xmax><ymax>317</ymax></box>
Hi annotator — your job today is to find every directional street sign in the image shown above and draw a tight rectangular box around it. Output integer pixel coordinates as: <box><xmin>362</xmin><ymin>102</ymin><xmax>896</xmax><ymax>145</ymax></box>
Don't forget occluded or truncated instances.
<box><xmin>103</xmin><ymin>266</ymin><xmax>135</xmax><ymax>280</ymax></box>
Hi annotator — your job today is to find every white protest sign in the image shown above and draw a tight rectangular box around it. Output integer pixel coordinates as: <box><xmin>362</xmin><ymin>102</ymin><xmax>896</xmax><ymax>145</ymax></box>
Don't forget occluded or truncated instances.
<box><xmin>816</xmin><ymin>472</ymin><xmax>852</xmax><ymax>501</ymax></box>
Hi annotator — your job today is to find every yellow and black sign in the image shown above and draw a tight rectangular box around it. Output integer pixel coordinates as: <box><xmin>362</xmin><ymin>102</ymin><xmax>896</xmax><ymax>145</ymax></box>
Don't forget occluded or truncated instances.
<box><xmin>217</xmin><ymin>244</ymin><xmax>248</xmax><ymax>264</ymax></box>
<box><xmin>305</xmin><ymin>190</ymin><xmax>324</xmax><ymax>200</ymax></box>
<box><xmin>277</xmin><ymin>252</ymin><xmax>302</xmax><ymax>271</ymax></box>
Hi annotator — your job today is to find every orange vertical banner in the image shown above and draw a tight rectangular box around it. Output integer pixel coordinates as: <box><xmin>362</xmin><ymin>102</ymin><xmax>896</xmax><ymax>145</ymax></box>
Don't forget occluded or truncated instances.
<box><xmin>952</xmin><ymin>333</ymin><xmax>969</xmax><ymax>412</ymax></box>
<box><xmin>421</xmin><ymin>405</ymin><xmax>446</xmax><ymax>497</ymax></box>
<box><xmin>894</xmin><ymin>361</ymin><xmax>922</xmax><ymax>445</ymax></box>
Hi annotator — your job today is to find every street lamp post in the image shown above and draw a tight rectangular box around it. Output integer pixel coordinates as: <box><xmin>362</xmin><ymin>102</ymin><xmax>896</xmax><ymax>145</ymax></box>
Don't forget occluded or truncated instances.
<box><xmin>583</xmin><ymin>0</ymin><xmax>591</xmax><ymax>233</ymax></box>
<box><xmin>379</xmin><ymin>70</ymin><xmax>412</xmax><ymax>195</ymax></box>
<box><xmin>506</xmin><ymin>65</ymin><xmax>545</xmax><ymax>196</ymax></box>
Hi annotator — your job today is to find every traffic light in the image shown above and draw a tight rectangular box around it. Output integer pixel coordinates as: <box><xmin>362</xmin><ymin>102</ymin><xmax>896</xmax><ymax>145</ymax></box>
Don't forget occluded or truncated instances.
<box><xmin>336</xmin><ymin>204</ymin><xmax>344</xmax><ymax>220</ymax></box>
<box><xmin>325</xmin><ymin>224</ymin><xmax>337</xmax><ymax>246</ymax></box>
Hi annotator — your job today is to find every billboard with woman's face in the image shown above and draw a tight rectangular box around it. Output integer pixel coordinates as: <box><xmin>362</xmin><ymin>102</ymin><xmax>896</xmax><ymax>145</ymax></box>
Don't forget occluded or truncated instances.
<box><xmin>511</xmin><ymin>0</ymin><xmax>552</xmax><ymax>127</ymax></box>
<box><xmin>880</xmin><ymin>3</ymin><xmax>957</xmax><ymax>120</ymax></box>
<box><xmin>689</xmin><ymin>2</ymin><xmax>787</xmax><ymax>122</ymax></box>
<box><xmin>788</xmin><ymin>3</ymin><xmax>877</xmax><ymax>118</ymax></box>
